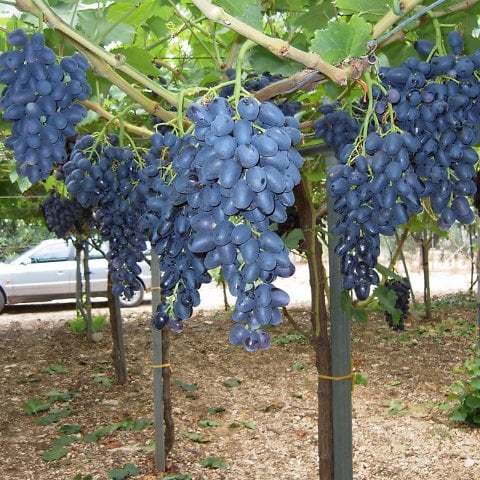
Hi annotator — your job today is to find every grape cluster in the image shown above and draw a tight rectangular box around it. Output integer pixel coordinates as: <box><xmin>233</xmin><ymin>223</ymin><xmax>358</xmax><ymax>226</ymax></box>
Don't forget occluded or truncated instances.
<box><xmin>63</xmin><ymin>135</ymin><xmax>148</xmax><ymax>299</ymax></box>
<box><xmin>384</xmin><ymin>278</ymin><xmax>411</xmax><ymax>330</ymax></box>
<box><xmin>143</xmin><ymin>96</ymin><xmax>303</xmax><ymax>351</ymax></box>
<box><xmin>137</xmin><ymin>131</ymin><xmax>210</xmax><ymax>334</ymax></box>
<box><xmin>317</xmin><ymin>30</ymin><xmax>480</xmax><ymax>300</ymax></box>
<box><xmin>41</xmin><ymin>191</ymin><xmax>89</xmax><ymax>239</ymax></box>
<box><xmin>0</xmin><ymin>29</ymin><xmax>91</xmax><ymax>183</ymax></box>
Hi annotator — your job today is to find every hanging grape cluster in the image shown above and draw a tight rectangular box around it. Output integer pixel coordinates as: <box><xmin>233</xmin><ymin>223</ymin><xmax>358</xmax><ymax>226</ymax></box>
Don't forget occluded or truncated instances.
<box><xmin>0</xmin><ymin>29</ymin><xmax>91</xmax><ymax>183</ymax></box>
<box><xmin>316</xmin><ymin>31</ymin><xmax>480</xmax><ymax>301</ymax></box>
<box><xmin>384</xmin><ymin>278</ymin><xmax>411</xmax><ymax>331</ymax></box>
<box><xmin>141</xmin><ymin>96</ymin><xmax>303</xmax><ymax>351</ymax></box>
<box><xmin>63</xmin><ymin>135</ymin><xmax>149</xmax><ymax>300</ymax></box>
<box><xmin>41</xmin><ymin>191</ymin><xmax>90</xmax><ymax>239</ymax></box>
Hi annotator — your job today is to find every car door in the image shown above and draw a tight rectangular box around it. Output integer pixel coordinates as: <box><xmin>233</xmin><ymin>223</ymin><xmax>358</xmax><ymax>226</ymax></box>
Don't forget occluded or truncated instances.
<box><xmin>85</xmin><ymin>243</ymin><xmax>109</xmax><ymax>294</ymax></box>
<box><xmin>10</xmin><ymin>240</ymin><xmax>76</xmax><ymax>300</ymax></box>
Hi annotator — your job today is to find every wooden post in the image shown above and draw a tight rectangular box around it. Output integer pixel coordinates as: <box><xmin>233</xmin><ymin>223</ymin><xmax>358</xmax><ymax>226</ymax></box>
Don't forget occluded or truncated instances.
<box><xmin>151</xmin><ymin>251</ymin><xmax>165</xmax><ymax>471</ymax></box>
<box><xmin>326</xmin><ymin>153</ymin><xmax>353</xmax><ymax>480</ymax></box>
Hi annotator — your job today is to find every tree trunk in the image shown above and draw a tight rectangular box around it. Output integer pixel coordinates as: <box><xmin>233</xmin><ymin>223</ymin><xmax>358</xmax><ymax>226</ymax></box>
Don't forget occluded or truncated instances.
<box><xmin>82</xmin><ymin>243</ymin><xmax>94</xmax><ymax>341</ymax></box>
<box><xmin>107</xmin><ymin>271</ymin><xmax>127</xmax><ymax>385</ymax></box>
<box><xmin>421</xmin><ymin>231</ymin><xmax>432</xmax><ymax>321</ymax></box>
<box><xmin>295</xmin><ymin>179</ymin><xmax>333</xmax><ymax>479</ymax></box>
<box><xmin>162</xmin><ymin>328</ymin><xmax>175</xmax><ymax>457</ymax></box>
<box><xmin>476</xmin><ymin>230</ymin><xmax>480</xmax><ymax>349</ymax></box>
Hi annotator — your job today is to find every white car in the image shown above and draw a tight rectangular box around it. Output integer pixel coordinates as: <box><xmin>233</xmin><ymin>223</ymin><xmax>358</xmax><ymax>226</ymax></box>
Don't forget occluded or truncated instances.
<box><xmin>0</xmin><ymin>239</ymin><xmax>152</xmax><ymax>313</ymax></box>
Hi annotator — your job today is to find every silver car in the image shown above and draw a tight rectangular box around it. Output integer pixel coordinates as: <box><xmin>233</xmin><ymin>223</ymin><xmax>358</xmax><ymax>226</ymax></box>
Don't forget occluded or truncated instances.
<box><xmin>0</xmin><ymin>239</ymin><xmax>152</xmax><ymax>313</ymax></box>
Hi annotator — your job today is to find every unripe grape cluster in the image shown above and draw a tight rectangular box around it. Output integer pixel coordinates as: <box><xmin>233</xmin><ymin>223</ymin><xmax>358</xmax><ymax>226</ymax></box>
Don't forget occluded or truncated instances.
<box><xmin>63</xmin><ymin>134</ymin><xmax>149</xmax><ymax>300</ymax></box>
<box><xmin>316</xmin><ymin>30</ymin><xmax>480</xmax><ymax>300</ymax></box>
<box><xmin>0</xmin><ymin>29</ymin><xmax>91</xmax><ymax>183</ymax></box>
<box><xmin>41</xmin><ymin>191</ymin><xmax>90</xmax><ymax>239</ymax></box>
<box><xmin>143</xmin><ymin>96</ymin><xmax>303</xmax><ymax>351</ymax></box>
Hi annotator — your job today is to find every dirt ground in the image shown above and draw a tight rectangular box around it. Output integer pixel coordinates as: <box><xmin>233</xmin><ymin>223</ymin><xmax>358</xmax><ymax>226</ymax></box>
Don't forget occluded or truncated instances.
<box><xmin>1</xmin><ymin>283</ymin><xmax>480</xmax><ymax>480</ymax></box>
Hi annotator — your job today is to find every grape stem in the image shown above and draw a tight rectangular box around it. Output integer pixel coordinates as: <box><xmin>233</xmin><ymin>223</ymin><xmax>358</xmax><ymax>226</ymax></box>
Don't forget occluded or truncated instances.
<box><xmin>191</xmin><ymin>0</ymin><xmax>365</xmax><ymax>85</ymax></box>
<box><xmin>81</xmin><ymin>100</ymin><xmax>154</xmax><ymax>138</ymax></box>
<box><xmin>233</xmin><ymin>39</ymin><xmax>256</xmax><ymax>106</ymax></box>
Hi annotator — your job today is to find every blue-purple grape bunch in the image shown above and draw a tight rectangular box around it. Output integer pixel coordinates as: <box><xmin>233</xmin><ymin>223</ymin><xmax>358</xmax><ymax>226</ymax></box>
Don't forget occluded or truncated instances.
<box><xmin>41</xmin><ymin>191</ymin><xmax>90</xmax><ymax>239</ymax></box>
<box><xmin>0</xmin><ymin>29</ymin><xmax>91</xmax><ymax>183</ymax></box>
<box><xmin>137</xmin><ymin>131</ymin><xmax>212</xmax><ymax>334</ymax></box>
<box><xmin>143</xmin><ymin>96</ymin><xmax>303</xmax><ymax>351</ymax></box>
<box><xmin>384</xmin><ymin>278</ymin><xmax>411</xmax><ymax>331</ymax></box>
<box><xmin>316</xmin><ymin>30</ymin><xmax>480</xmax><ymax>301</ymax></box>
<box><xmin>63</xmin><ymin>134</ymin><xmax>149</xmax><ymax>300</ymax></box>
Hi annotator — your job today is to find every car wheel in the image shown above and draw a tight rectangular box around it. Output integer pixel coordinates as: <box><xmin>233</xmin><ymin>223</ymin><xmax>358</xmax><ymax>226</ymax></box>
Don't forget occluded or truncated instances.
<box><xmin>0</xmin><ymin>290</ymin><xmax>5</xmax><ymax>314</ymax></box>
<box><xmin>118</xmin><ymin>280</ymin><xmax>144</xmax><ymax>308</ymax></box>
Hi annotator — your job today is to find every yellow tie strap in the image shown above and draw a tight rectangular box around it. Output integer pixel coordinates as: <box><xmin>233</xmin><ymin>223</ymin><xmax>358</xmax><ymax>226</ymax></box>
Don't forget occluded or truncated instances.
<box><xmin>318</xmin><ymin>359</ymin><xmax>355</xmax><ymax>390</ymax></box>
<box><xmin>152</xmin><ymin>363</ymin><xmax>172</xmax><ymax>372</ymax></box>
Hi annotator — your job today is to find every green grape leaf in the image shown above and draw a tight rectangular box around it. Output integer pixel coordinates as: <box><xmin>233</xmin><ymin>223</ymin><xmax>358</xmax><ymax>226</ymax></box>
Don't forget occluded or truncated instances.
<box><xmin>340</xmin><ymin>291</ymin><xmax>368</xmax><ymax>323</ymax></box>
<box><xmin>50</xmin><ymin>435</ymin><xmax>81</xmax><ymax>448</ymax></box>
<box><xmin>41</xmin><ymin>447</ymin><xmax>69</xmax><ymax>462</ymax></box>
<box><xmin>200</xmin><ymin>456</ymin><xmax>228</xmax><ymax>469</ymax></box>
<box><xmin>110</xmin><ymin>46</ymin><xmax>158</xmax><ymax>77</ymax></box>
<box><xmin>108</xmin><ymin>463</ymin><xmax>141</xmax><ymax>480</ymax></box>
<box><xmin>282</xmin><ymin>228</ymin><xmax>304</xmax><ymax>251</ymax></box>
<box><xmin>207</xmin><ymin>406</ymin><xmax>226</xmax><ymax>415</ymax></box>
<box><xmin>46</xmin><ymin>390</ymin><xmax>79</xmax><ymax>403</ymax></box>
<box><xmin>293</xmin><ymin>2</ymin><xmax>336</xmax><ymax>39</ymax></box>
<box><xmin>22</xmin><ymin>397</ymin><xmax>51</xmax><ymax>416</ymax></box>
<box><xmin>215</xmin><ymin>0</ymin><xmax>263</xmax><ymax>30</ymax></box>
<box><xmin>93</xmin><ymin>375</ymin><xmax>113</xmax><ymax>387</ymax></box>
<box><xmin>375</xmin><ymin>263</ymin><xmax>404</xmax><ymax>282</ymax></box>
<box><xmin>9</xmin><ymin>169</ymin><xmax>32</xmax><ymax>193</ymax></box>
<box><xmin>199</xmin><ymin>420</ymin><xmax>223</xmax><ymax>427</ymax></box>
<box><xmin>107</xmin><ymin>0</ymin><xmax>157</xmax><ymax>26</ymax></box>
<box><xmin>373</xmin><ymin>284</ymin><xmax>401</xmax><ymax>326</ymax></box>
<box><xmin>311</xmin><ymin>15</ymin><xmax>373</xmax><ymax>65</ymax></box>
<box><xmin>146</xmin><ymin>14</ymin><xmax>171</xmax><ymax>39</ymax></box>
<box><xmin>35</xmin><ymin>409</ymin><xmax>72</xmax><ymax>426</ymax></box>
<box><xmin>247</xmin><ymin>47</ymin><xmax>298</xmax><ymax>77</ymax></box>
<box><xmin>58</xmin><ymin>424</ymin><xmax>83</xmax><ymax>435</ymax></box>
<box><xmin>43</xmin><ymin>364</ymin><xmax>69</xmax><ymax>375</ymax></box>
<box><xmin>335</xmin><ymin>0</ymin><xmax>390</xmax><ymax>18</ymax></box>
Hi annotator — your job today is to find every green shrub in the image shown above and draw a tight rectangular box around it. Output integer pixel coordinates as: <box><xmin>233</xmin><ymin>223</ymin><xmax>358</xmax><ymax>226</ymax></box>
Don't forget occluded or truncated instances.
<box><xmin>448</xmin><ymin>354</ymin><xmax>480</xmax><ymax>428</ymax></box>
<box><xmin>68</xmin><ymin>314</ymin><xmax>107</xmax><ymax>334</ymax></box>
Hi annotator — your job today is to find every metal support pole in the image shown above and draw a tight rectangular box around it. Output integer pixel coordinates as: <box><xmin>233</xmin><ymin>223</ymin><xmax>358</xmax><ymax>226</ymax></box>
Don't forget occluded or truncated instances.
<box><xmin>326</xmin><ymin>154</ymin><xmax>353</xmax><ymax>480</ymax></box>
<box><xmin>151</xmin><ymin>251</ymin><xmax>165</xmax><ymax>471</ymax></box>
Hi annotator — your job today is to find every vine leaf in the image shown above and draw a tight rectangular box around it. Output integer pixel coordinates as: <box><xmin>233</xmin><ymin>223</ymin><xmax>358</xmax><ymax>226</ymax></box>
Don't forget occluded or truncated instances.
<box><xmin>215</xmin><ymin>0</ymin><xmax>263</xmax><ymax>30</ymax></box>
<box><xmin>310</xmin><ymin>15</ymin><xmax>372</xmax><ymax>65</ymax></box>
<box><xmin>335</xmin><ymin>0</ymin><xmax>390</xmax><ymax>18</ymax></box>
<box><xmin>110</xmin><ymin>46</ymin><xmax>158</xmax><ymax>77</ymax></box>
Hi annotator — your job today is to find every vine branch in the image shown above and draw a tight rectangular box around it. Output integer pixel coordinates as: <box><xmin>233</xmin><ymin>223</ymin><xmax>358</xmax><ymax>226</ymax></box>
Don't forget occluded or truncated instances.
<box><xmin>81</xmin><ymin>100</ymin><xmax>154</xmax><ymax>138</ymax></box>
<box><xmin>191</xmin><ymin>0</ymin><xmax>367</xmax><ymax>85</ymax></box>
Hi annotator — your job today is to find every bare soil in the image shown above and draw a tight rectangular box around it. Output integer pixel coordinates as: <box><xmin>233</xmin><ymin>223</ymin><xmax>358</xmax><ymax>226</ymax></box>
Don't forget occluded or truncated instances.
<box><xmin>1</xmin><ymin>289</ymin><xmax>480</xmax><ymax>480</ymax></box>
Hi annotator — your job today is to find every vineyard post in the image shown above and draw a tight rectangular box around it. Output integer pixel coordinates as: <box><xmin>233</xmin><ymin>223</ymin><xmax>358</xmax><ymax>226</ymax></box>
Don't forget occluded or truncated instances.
<box><xmin>150</xmin><ymin>250</ymin><xmax>166</xmax><ymax>471</ymax></box>
<box><xmin>327</xmin><ymin>154</ymin><xmax>353</xmax><ymax>480</ymax></box>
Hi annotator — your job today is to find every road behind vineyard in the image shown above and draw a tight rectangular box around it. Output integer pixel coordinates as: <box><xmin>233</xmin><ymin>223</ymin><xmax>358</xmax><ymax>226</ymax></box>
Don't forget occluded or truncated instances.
<box><xmin>1</xmin><ymin>255</ymin><xmax>479</xmax><ymax>480</ymax></box>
